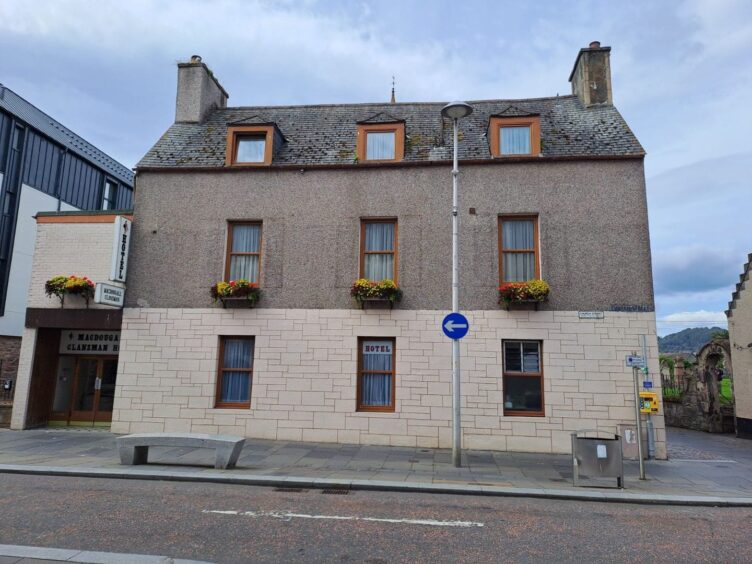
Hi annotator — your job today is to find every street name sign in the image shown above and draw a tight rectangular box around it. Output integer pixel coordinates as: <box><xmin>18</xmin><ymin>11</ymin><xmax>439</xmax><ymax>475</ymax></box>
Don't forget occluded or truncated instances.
<box><xmin>643</xmin><ymin>381</ymin><xmax>653</xmax><ymax>389</ymax></box>
<box><xmin>442</xmin><ymin>313</ymin><xmax>469</xmax><ymax>340</ymax></box>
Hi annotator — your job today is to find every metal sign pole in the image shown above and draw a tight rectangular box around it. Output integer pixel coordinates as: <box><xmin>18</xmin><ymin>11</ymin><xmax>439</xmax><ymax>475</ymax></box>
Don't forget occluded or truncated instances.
<box><xmin>632</xmin><ymin>357</ymin><xmax>646</xmax><ymax>480</ymax></box>
<box><xmin>451</xmin><ymin>116</ymin><xmax>462</xmax><ymax>468</ymax></box>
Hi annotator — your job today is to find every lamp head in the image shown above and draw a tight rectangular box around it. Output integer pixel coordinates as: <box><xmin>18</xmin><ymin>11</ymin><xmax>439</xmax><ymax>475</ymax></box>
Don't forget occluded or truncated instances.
<box><xmin>441</xmin><ymin>101</ymin><xmax>473</xmax><ymax>119</ymax></box>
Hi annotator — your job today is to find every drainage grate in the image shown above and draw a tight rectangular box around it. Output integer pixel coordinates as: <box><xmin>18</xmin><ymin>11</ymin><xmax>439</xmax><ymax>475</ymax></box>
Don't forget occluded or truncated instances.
<box><xmin>274</xmin><ymin>487</ymin><xmax>307</xmax><ymax>493</ymax></box>
<box><xmin>321</xmin><ymin>488</ymin><xmax>350</xmax><ymax>495</ymax></box>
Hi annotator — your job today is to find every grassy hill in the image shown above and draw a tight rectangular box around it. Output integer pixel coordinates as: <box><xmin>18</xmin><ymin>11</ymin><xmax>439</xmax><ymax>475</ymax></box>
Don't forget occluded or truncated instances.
<box><xmin>658</xmin><ymin>327</ymin><xmax>727</xmax><ymax>354</ymax></box>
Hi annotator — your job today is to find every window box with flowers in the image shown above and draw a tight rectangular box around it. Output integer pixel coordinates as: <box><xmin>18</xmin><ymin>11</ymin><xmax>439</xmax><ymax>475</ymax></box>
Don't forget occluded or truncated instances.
<box><xmin>498</xmin><ymin>279</ymin><xmax>550</xmax><ymax>310</ymax></box>
<box><xmin>210</xmin><ymin>279</ymin><xmax>261</xmax><ymax>309</ymax></box>
<box><xmin>351</xmin><ymin>279</ymin><xmax>402</xmax><ymax>309</ymax></box>
<box><xmin>45</xmin><ymin>275</ymin><xmax>96</xmax><ymax>308</ymax></box>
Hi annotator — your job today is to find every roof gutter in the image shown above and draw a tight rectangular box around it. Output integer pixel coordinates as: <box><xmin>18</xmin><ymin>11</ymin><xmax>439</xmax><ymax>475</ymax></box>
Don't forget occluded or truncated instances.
<box><xmin>135</xmin><ymin>153</ymin><xmax>645</xmax><ymax>174</ymax></box>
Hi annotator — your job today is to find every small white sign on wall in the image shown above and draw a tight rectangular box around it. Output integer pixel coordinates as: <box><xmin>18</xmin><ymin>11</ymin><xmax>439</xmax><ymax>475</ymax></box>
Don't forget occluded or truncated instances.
<box><xmin>94</xmin><ymin>283</ymin><xmax>125</xmax><ymax>308</ymax></box>
<box><xmin>110</xmin><ymin>215</ymin><xmax>131</xmax><ymax>282</ymax></box>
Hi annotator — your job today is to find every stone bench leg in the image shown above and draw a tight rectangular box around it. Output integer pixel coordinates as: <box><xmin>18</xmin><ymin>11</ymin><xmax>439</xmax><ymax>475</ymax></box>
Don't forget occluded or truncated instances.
<box><xmin>119</xmin><ymin>445</ymin><xmax>149</xmax><ymax>465</ymax></box>
<box><xmin>214</xmin><ymin>441</ymin><xmax>244</xmax><ymax>469</ymax></box>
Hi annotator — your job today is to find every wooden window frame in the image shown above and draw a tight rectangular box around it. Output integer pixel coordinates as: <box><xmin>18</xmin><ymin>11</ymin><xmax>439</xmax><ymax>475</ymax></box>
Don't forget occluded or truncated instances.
<box><xmin>502</xmin><ymin>340</ymin><xmax>544</xmax><ymax>417</ymax></box>
<box><xmin>359</xmin><ymin>218</ymin><xmax>398</xmax><ymax>283</ymax></box>
<box><xmin>356</xmin><ymin>122</ymin><xmax>405</xmax><ymax>162</ymax></box>
<box><xmin>224</xmin><ymin>221</ymin><xmax>263</xmax><ymax>283</ymax></box>
<box><xmin>226</xmin><ymin>125</ymin><xmax>275</xmax><ymax>167</ymax></box>
<box><xmin>215</xmin><ymin>336</ymin><xmax>255</xmax><ymax>409</ymax></box>
<box><xmin>357</xmin><ymin>337</ymin><xmax>396</xmax><ymax>412</ymax></box>
<box><xmin>489</xmin><ymin>116</ymin><xmax>541</xmax><ymax>157</ymax></box>
<box><xmin>498</xmin><ymin>215</ymin><xmax>540</xmax><ymax>284</ymax></box>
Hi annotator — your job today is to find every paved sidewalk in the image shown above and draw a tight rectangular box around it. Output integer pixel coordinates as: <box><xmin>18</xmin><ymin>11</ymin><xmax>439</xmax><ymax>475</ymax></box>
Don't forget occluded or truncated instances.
<box><xmin>0</xmin><ymin>543</ymin><xmax>207</xmax><ymax>563</ymax></box>
<box><xmin>0</xmin><ymin>427</ymin><xmax>751</xmax><ymax>505</ymax></box>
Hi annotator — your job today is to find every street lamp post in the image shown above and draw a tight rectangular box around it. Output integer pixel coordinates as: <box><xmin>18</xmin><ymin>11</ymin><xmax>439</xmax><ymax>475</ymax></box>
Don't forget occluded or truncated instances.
<box><xmin>441</xmin><ymin>101</ymin><xmax>473</xmax><ymax>468</ymax></box>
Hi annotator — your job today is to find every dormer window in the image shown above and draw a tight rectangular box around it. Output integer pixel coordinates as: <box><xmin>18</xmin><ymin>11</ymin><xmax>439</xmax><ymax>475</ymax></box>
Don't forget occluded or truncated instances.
<box><xmin>490</xmin><ymin>116</ymin><xmax>541</xmax><ymax>157</ymax></box>
<box><xmin>226</xmin><ymin>125</ymin><xmax>275</xmax><ymax>166</ymax></box>
<box><xmin>356</xmin><ymin>122</ymin><xmax>405</xmax><ymax>163</ymax></box>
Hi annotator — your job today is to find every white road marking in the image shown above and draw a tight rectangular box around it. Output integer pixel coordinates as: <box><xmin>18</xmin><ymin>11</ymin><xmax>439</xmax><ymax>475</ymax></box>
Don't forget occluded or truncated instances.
<box><xmin>203</xmin><ymin>509</ymin><xmax>484</xmax><ymax>528</ymax></box>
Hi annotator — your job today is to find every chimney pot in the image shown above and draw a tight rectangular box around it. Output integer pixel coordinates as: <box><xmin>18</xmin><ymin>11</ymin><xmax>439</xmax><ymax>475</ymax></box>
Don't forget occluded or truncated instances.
<box><xmin>589</xmin><ymin>41</ymin><xmax>601</xmax><ymax>49</ymax></box>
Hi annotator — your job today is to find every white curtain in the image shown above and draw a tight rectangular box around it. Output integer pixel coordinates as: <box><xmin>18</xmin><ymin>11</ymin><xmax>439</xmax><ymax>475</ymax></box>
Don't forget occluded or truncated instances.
<box><xmin>364</xmin><ymin>223</ymin><xmax>395</xmax><ymax>280</ymax></box>
<box><xmin>366</xmin><ymin>132</ymin><xmax>395</xmax><ymax>160</ymax></box>
<box><xmin>501</xmin><ymin>126</ymin><xmax>531</xmax><ymax>155</ymax></box>
<box><xmin>502</xmin><ymin>220</ymin><xmax>535</xmax><ymax>282</ymax></box>
<box><xmin>236</xmin><ymin>138</ymin><xmax>265</xmax><ymax>163</ymax></box>
<box><xmin>221</xmin><ymin>338</ymin><xmax>253</xmax><ymax>402</ymax></box>
<box><xmin>362</xmin><ymin>341</ymin><xmax>392</xmax><ymax>406</ymax></box>
<box><xmin>230</xmin><ymin>224</ymin><xmax>261</xmax><ymax>282</ymax></box>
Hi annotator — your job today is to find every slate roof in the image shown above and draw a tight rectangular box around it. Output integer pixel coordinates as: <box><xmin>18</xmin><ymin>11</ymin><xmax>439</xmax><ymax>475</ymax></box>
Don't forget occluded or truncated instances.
<box><xmin>727</xmin><ymin>253</ymin><xmax>752</xmax><ymax>317</ymax></box>
<box><xmin>137</xmin><ymin>95</ymin><xmax>644</xmax><ymax>169</ymax></box>
<box><xmin>0</xmin><ymin>84</ymin><xmax>134</xmax><ymax>186</ymax></box>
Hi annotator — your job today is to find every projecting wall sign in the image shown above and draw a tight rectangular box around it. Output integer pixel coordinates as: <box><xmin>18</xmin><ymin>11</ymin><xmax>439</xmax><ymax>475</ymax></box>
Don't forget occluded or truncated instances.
<box><xmin>110</xmin><ymin>215</ymin><xmax>131</xmax><ymax>283</ymax></box>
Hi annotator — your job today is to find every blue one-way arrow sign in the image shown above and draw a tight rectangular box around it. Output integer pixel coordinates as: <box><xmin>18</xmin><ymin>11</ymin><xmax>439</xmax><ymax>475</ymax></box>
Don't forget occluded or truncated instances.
<box><xmin>442</xmin><ymin>312</ymin><xmax>469</xmax><ymax>340</ymax></box>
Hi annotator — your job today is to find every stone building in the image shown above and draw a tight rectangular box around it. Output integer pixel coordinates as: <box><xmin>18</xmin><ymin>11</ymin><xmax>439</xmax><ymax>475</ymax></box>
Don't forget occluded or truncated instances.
<box><xmin>727</xmin><ymin>253</ymin><xmax>752</xmax><ymax>438</ymax></box>
<box><xmin>11</xmin><ymin>43</ymin><xmax>665</xmax><ymax>457</ymax></box>
<box><xmin>0</xmin><ymin>85</ymin><xmax>133</xmax><ymax>424</ymax></box>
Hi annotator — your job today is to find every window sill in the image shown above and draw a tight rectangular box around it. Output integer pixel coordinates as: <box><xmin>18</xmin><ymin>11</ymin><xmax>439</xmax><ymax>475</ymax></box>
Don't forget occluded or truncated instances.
<box><xmin>356</xmin><ymin>406</ymin><xmax>396</xmax><ymax>413</ymax></box>
<box><xmin>502</xmin><ymin>411</ymin><xmax>545</xmax><ymax>418</ymax></box>
<box><xmin>212</xmin><ymin>404</ymin><xmax>251</xmax><ymax>411</ymax></box>
<box><xmin>227</xmin><ymin>162</ymin><xmax>272</xmax><ymax>167</ymax></box>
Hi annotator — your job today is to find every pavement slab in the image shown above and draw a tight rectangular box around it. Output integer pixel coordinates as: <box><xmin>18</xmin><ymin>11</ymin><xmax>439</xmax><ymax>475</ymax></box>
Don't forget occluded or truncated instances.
<box><xmin>0</xmin><ymin>426</ymin><xmax>751</xmax><ymax>505</ymax></box>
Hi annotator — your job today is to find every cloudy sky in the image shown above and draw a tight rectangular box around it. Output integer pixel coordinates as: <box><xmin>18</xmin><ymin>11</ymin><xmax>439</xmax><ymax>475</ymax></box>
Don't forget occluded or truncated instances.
<box><xmin>1</xmin><ymin>0</ymin><xmax>750</xmax><ymax>335</ymax></box>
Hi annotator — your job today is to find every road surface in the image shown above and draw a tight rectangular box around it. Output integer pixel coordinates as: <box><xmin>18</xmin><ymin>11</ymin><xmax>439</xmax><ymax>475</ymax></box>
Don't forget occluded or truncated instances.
<box><xmin>0</xmin><ymin>474</ymin><xmax>749</xmax><ymax>562</ymax></box>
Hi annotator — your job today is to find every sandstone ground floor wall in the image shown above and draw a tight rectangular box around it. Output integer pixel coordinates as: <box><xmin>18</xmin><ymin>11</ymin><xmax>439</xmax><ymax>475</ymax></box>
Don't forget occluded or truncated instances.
<box><xmin>112</xmin><ymin>308</ymin><xmax>666</xmax><ymax>458</ymax></box>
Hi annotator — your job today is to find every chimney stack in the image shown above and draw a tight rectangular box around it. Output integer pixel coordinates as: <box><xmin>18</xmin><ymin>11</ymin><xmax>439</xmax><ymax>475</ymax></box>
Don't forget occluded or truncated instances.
<box><xmin>568</xmin><ymin>41</ymin><xmax>612</xmax><ymax>106</ymax></box>
<box><xmin>175</xmin><ymin>56</ymin><xmax>229</xmax><ymax>124</ymax></box>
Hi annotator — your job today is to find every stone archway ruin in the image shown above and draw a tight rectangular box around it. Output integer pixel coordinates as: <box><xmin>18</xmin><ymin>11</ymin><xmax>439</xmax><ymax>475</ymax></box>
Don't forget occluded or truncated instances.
<box><xmin>663</xmin><ymin>339</ymin><xmax>735</xmax><ymax>433</ymax></box>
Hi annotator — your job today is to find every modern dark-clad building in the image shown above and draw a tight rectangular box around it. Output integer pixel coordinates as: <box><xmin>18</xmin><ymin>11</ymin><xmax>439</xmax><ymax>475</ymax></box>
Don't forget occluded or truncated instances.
<box><xmin>0</xmin><ymin>84</ymin><xmax>134</xmax><ymax>413</ymax></box>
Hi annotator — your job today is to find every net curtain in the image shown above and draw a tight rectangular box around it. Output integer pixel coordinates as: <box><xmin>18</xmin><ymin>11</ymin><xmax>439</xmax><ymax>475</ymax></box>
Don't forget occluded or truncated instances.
<box><xmin>362</xmin><ymin>341</ymin><xmax>393</xmax><ymax>406</ymax></box>
<box><xmin>501</xmin><ymin>126</ymin><xmax>531</xmax><ymax>155</ymax></box>
<box><xmin>221</xmin><ymin>338</ymin><xmax>253</xmax><ymax>402</ymax></box>
<box><xmin>230</xmin><ymin>224</ymin><xmax>261</xmax><ymax>282</ymax></box>
<box><xmin>502</xmin><ymin>220</ymin><xmax>535</xmax><ymax>282</ymax></box>
<box><xmin>364</xmin><ymin>223</ymin><xmax>395</xmax><ymax>280</ymax></box>
<box><xmin>366</xmin><ymin>132</ymin><xmax>395</xmax><ymax>160</ymax></box>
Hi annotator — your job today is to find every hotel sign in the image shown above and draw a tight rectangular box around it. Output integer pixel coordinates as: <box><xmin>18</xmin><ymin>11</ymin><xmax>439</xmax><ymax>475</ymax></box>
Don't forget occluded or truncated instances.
<box><xmin>94</xmin><ymin>283</ymin><xmax>125</xmax><ymax>308</ymax></box>
<box><xmin>60</xmin><ymin>331</ymin><xmax>121</xmax><ymax>355</ymax></box>
<box><xmin>110</xmin><ymin>215</ymin><xmax>131</xmax><ymax>283</ymax></box>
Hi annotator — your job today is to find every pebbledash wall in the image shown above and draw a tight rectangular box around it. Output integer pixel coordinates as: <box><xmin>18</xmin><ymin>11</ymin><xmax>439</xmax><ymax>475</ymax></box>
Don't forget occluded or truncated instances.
<box><xmin>111</xmin><ymin>161</ymin><xmax>665</xmax><ymax>458</ymax></box>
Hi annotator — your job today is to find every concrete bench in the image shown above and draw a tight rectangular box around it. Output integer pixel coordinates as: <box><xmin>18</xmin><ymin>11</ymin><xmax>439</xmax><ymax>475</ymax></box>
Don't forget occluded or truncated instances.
<box><xmin>116</xmin><ymin>433</ymin><xmax>245</xmax><ymax>469</ymax></box>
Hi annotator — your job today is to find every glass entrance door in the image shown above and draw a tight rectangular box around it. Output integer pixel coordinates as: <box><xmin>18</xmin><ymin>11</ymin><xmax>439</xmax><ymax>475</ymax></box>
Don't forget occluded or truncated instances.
<box><xmin>68</xmin><ymin>357</ymin><xmax>117</xmax><ymax>425</ymax></box>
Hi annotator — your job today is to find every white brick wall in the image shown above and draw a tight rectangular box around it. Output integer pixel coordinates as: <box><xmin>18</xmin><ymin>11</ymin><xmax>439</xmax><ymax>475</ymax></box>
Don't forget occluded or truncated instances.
<box><xmin>27</xmin><ymin>221</ymin><xmax>123</xmax><ymax>309</ymax></box>
<box><xmin>112</xmin><ymin>307</ymin><xmax>666</xmax><ymax>458</ymax></box>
